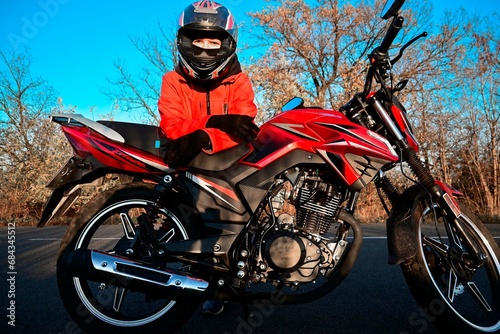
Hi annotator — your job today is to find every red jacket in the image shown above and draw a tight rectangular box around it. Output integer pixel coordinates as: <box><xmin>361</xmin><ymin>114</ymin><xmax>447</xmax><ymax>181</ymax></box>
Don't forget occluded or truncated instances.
<box><xmin>158</xmin><ymin>67</ymin><xmax>258</xmax><ymax>154</ymax></box>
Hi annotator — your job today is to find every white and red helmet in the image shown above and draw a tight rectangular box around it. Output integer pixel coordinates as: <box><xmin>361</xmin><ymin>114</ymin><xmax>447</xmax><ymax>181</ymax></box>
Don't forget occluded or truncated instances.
<box><xmin>177</xmin><ymin>1</ymin><xmax>238</xmax><ymax>83</ymax></box>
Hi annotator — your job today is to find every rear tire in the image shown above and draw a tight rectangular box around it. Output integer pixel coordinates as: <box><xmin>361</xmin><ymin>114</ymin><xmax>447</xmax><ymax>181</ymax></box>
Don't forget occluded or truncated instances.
<box><xmin>57</xmin><ymin>184</ymin><xmax>201</xmax><ymax>334</ymax></box>
<box><xmin>401</xmin><ymin>186</ymin><xmax>500</xmax><ymax>333</ymax></box>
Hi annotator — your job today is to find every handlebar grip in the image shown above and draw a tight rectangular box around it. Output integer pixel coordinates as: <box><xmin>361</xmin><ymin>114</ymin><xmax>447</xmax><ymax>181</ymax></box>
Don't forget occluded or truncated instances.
<box><xmin>379</xmin><ymin>16</ymin><xmax>404</xmax><ymax>54</ymax></box>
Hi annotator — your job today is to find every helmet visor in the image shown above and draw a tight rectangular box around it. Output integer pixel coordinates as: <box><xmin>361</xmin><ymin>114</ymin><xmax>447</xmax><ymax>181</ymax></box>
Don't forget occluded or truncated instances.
<box><xmin>192</xmin><ymin>38</ymin><xmax>222</xmax><ymax>49</ymax></box>
<box><xmin>178</xmin><ymin>27</ymin><xmax>234</xmax><ymax>62</ymax></box>
<box><xmin>192</xmin><ymin>38</ymin><xmax>222</xmax><ymax>60</ymax></box>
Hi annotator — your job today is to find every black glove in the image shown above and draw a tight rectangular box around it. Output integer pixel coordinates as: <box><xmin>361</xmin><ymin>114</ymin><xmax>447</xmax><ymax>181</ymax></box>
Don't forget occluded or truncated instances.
<box><xmin>206</xmin><ymin>115</ymin><xmax>259</xmax><ymax>141</ymax></box>
<box><xmin>162</xmin><ymin>130</ymin><xmax>209</xmax><ymax>168</ymax></box>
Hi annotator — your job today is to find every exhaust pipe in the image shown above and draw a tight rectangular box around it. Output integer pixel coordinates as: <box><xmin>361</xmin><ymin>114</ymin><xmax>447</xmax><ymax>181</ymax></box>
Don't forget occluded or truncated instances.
<box><xmin>61</xmin><ymin>249</ymin><xmax>209</xmax><ymax>299</ymax></box>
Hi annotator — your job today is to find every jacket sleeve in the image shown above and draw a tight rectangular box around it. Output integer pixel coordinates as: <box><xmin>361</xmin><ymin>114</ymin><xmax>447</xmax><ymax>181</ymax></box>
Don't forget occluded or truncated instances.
<box><xmin>158</xmin><ymin>72</ymin><xmax>211</xmax><ymax>140</ymax></box>
<box><xmin>204</xmin><ymin>73</ymin><xmax>258</xmax><ymax>153</ymax></box>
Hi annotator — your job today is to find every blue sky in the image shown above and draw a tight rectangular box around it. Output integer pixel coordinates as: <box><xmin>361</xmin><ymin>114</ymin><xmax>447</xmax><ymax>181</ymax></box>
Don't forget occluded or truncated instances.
<box><xmin>1</xmin><ymin>0</ymin><xmax>499</xmax><ymax>121</ymax></box>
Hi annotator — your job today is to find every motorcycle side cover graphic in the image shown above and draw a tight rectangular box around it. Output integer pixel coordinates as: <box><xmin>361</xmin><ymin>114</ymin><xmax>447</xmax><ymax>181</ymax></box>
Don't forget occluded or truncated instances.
<box><xmin>39</xmin><ymin>1</ymin><xmax>500</xmax><ymax>333</ymax></box>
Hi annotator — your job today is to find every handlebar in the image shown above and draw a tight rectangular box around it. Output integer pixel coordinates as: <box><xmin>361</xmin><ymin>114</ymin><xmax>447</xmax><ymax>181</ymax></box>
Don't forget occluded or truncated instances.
<box><xmin>362</xmin><ymin>13</ymin><xmax>426</xmax><ymax>96</ymax></box>
<box><xmin>379</xmin><ymin>16</ymin><xmax>404</xmax><ymax>54</ymax></box>
<box><xmin>391</xmin><ymin>31</ymin><xmax>428</xmax><ymax>65</ymax></box>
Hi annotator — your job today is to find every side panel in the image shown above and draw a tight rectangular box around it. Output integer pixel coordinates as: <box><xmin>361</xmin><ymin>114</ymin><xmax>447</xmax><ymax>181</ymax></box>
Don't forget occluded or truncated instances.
<box><xmin>177</xmin><ymin>161</ymin><xmax>259</xmax><ymax>223</ymax></box>
<box><xmin>244</xmin><ymin>109</ymin><xmax>399</xmax><ymax>191</ymax></box>
<box><xmin>177</xmin><ymin>150</ymin><xmax>325</xmax><ymax>223</ymax></box>
<box><xmin>240</xmin><ymin>150</ymin><xmax>326</xmax><ymax>212</ymax></box>
<box><xmin>62</xmin><ymin>126</ymin><xmax>169</xmax><ymax>174</ymax></box>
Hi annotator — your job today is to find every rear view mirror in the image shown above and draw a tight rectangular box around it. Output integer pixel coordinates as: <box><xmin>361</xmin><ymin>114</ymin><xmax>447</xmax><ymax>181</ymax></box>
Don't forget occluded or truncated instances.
<box><xmin>282</xmin><ymin>97</ymin><xmax>304</xmax><ymax>112</ymax></box>
<box><xmin>381</xmin><ymin>0</ymin><xmax>405</xmax><ymax>19</ymax></box>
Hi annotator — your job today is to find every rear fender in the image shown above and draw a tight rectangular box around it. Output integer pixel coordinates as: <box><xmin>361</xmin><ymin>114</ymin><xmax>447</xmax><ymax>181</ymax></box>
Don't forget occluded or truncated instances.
<box><xmin>38</xmin><ymin>156</ymin><xmax>131</xmax><ymax>227</ymax></box>
<box><xmin>38</xmin><ymin>176</ymin><xmax>112</xmax><ymax>227</ymax></box>
<box><xmin>38</xmin><ymin>185</ymin><xmax>83</xmax><ymax>227</ymax></box>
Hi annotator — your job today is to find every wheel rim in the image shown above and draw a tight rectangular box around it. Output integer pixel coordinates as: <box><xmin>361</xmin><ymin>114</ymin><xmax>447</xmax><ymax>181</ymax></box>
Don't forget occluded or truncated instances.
<box><xmin>72</xmin><ymin>199</ymin><xmax>189</xmax><ymax>327</ymax></box>
<box><xmin>418</xmin><ymin>205</ymin><xmax>500</xmax><ymax>332</ymax></box>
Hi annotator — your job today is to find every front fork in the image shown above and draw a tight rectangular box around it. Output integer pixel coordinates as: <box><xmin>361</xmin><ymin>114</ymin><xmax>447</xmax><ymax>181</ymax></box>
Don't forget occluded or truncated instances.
<box><xmin>370</xmin><ymin>96</ymin><xmax>485</xmax><ymax>266</ymax></box>
<box><xmin>371</xmin><ymin>96</ymin><xmax>461</xmax><ymax>216</ymax></box>
<box><xmin>401</xmin><ymin>146</ymin><xmax>485</xmax><ymax>266</ymax></box>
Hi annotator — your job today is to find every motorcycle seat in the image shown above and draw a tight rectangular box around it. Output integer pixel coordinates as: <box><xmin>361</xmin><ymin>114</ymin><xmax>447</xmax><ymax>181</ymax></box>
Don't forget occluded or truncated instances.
<box><xmin>97</xmin><ymin>120</ymin><xmax>168</xmax><ymax>157</ymax></box>
<box><xmin>97</xmin><ymin>120</ymin><xmax>250</xmax><ymax>171</ymax></box>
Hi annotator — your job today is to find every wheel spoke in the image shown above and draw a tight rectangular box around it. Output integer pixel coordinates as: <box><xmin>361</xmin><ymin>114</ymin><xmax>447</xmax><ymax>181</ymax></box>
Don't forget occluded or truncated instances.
<box><xmin>467</xmin><ymin>282</ymin><xmax>492</xmax><ymax>312</ymax></box>
<box><xmin>447</xmin><ymin>270</ymin><xmax>459</xmax><ymax>302</ymax></box>
<box><xmin>443</xmin><ymin>221</ymin><xmax>464</xmax><ymax>250</ymax></box>
<box><xmin>412</xmin><ymin>198</ymin><xmax>500</xmax><ymax>332</ymax></box>
<box><xmin>423</xmin><ymin>236</ymin><xmax>449</xmax><ymax>255</ymax></box>
<box><xmin>112</xmin><ymin>286</ymin><xmax>127</xmax><ymax>313</ymax></box>
<box><xmin>159</xmin><ymin>228</ymin><xmax>175</xmax><ymax>243</ymax></box>
<box><xmin>120</xmin><ymin>213</ymin><xmax>136</xmax><ymax>240</ymax></box>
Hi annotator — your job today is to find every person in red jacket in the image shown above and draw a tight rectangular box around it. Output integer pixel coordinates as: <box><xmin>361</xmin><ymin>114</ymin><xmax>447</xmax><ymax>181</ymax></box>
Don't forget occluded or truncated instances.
<box><xmin>158</xmin><ymin>1</ymin><xmax>258</xmax><ymax>314</ymax></box>
<box><xmin>159</xmin><ymin>0</ymin><xmax>259</xmax><ymax>168</ymax></box>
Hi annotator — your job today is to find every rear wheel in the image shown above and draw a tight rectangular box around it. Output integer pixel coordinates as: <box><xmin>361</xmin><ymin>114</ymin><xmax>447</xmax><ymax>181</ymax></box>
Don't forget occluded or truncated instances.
<box><xmin>57</xmin><ymin>184</ymin><xmax>201</xmax><ymax>334</ymax></box>
<box><xmin>401</xmin><ymin>186</ymin><xmax>500</xmax><ymax>333</ymax></box>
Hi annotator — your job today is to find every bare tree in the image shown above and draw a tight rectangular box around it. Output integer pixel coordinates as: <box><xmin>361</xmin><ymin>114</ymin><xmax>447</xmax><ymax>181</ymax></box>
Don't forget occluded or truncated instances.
<box><xmin>245</xmin><ymin>0</ymin><xmax>499</xmax><ymax>220</ymax></box>
<box><xmin>454</xmin><ymin>18</ymin><xmax>500</xmax><ymax>216</ymax></box>
<box><xmin>102</xmin><ymin>23</ymin><xmax>177</xmax><ymax>124</ymax></box>
<box><xmin>0</xmin><ymin>48</ymin><xmax>72</xmax><ymax>223</ymax></box>
<box><xmin>247</xmin><ymin>0</ymin><xmax>389</xmax><ymax>117</ymax></box>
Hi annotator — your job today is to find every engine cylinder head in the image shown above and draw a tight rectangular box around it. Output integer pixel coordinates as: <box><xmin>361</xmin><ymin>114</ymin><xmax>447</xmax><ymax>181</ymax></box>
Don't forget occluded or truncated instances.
<box><xmin>296</xmin><ymin>187</ymin><xmax>341</xmax><ymax>235</ymax></box>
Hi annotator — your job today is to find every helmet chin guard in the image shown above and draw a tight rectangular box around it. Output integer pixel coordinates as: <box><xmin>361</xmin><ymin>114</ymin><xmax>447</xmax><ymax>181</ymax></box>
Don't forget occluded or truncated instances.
<box><xmin>178</xmin><ymin>53</ymin><xmax>235</xmax><ymax>82</ymax></box>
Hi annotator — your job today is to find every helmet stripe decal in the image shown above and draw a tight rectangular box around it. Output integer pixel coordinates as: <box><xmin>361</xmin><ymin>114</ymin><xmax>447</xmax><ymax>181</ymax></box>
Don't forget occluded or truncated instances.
<box><xmin>226</xmin><ymin>12</ymin><xmax>235</xmax><ymax>30</ymax></box>
<box><xmin>179</xmin><ymin>12</ymin><xmax>185</xmax><ymax>26</ymax></box>
<box><xmin>194</xmin><ymin>0</ymin><xmax>221</xmax><ymax>13</ymax></box>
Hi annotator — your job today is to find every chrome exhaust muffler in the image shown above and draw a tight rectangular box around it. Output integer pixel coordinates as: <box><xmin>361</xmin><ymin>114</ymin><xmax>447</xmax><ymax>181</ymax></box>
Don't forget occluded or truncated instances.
<box><xmin>61</xmin><ymin>249</ymin><xmax>209</xmax><ymax>299</ymax></box>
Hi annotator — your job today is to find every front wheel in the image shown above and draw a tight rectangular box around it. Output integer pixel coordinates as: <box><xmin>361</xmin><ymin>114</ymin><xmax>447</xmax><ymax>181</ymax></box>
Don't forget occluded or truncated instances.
<box><xmin>401</xmin><ymin>186</ymin><xmax>500</xmax><ymax>333</ymax></box>
<box><xmin>57</xmin><ymin>184</ymin><xmax>201</xmax><ymax>334</ymax></box>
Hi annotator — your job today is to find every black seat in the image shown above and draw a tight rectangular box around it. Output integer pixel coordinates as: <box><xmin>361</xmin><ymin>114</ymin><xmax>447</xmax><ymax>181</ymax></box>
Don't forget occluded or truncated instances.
<box><xmin>97</xmin><ymin>121</ymin><xmax>168</xmax><ymax>157</ymax></box>
<box><xmin>97</xmin><ymin>120</ymin><xmax>251</xmax><ymax>170</ymax></box>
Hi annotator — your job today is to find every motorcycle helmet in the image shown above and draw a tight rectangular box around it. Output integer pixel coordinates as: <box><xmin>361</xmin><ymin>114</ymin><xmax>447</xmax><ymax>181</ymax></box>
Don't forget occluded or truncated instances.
<box><xmin>177</xmin><ymin>1</ymin><xmax>238</xmax><ymax>83</ymax></box>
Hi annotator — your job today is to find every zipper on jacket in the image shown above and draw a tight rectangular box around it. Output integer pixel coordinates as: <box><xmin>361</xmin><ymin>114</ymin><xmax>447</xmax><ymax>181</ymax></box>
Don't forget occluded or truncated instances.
<box><xmin>206</xmin><ymin>89</ymin><xmax>211</xmax><ymax>115</ymax></box>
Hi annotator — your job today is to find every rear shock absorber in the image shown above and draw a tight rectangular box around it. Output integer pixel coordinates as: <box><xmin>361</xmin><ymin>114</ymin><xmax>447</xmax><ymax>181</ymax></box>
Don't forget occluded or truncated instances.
<box><xmin>131</xmin><ymin>175</ymin><xmax>176</xmax><ymax>258</ymax></box>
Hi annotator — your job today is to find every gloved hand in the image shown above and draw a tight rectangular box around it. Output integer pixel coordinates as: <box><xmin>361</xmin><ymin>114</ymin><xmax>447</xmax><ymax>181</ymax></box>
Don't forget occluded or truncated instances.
<box><xmin>206</xmin><ymin>115</ymin><xmax>259</xmax><ymax>141</ymax></box>
<box><xmin>163</xmin><ymin>130</ymin><xmax>209</xmax><ymax>168</ymax></box>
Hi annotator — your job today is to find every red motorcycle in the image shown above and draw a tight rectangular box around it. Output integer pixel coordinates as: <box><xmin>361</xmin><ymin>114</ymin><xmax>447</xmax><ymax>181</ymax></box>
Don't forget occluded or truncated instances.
<box><xmin>40</xmin><ymin>0</ymin><xmax>500</xmax><ymax>333</ymax></box>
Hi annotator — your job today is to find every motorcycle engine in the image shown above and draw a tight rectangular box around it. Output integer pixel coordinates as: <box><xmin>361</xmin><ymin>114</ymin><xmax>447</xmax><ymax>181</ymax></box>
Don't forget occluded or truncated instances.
<box><xmin>246</xmin><ymin>169</ymin><xmax>348</xmax><ymax>285</ymax></box>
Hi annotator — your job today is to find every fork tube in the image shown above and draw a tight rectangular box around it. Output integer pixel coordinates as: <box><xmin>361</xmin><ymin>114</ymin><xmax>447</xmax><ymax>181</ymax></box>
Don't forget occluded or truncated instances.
<box><xmin>371</xmin><ymin>97</ymin><xmax>405</xmax><ymax>141</ymax></box>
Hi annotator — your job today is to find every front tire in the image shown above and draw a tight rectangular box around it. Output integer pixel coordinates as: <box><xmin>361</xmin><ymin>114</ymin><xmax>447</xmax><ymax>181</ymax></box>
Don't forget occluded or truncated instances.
<box><xmin>401</xmin><ymin>186</ymin><xmax>500</xmax><ymax>333</ymax></box>
<box><xmin>57</xmin><ymin>184</ymin><xmax>201</xmax><ymax>334</ymax></box>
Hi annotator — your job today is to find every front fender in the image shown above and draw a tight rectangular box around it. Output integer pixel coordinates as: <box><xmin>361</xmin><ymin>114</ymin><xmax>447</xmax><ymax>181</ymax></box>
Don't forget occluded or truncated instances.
<box><xmin>386</xmin><ymin>184</ymin><xmax>434</xmax><ymax>264</ymax></box>
<box><xmin>435</xmin><ymin>180</ymin><xmax>463</xmax><ymax>197</ymax></box>
<box><xmin>386</xmin><ymin>182</ymin><xmax>464</xmax><ymax>264</ymax></box>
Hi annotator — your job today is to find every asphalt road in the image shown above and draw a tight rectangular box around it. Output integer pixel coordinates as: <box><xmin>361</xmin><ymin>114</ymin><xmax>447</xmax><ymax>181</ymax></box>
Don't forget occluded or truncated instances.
<box><xmin>1</xmin><ymin>224</ymin><xmax>499</xmax><ymax>334</ymax></box>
